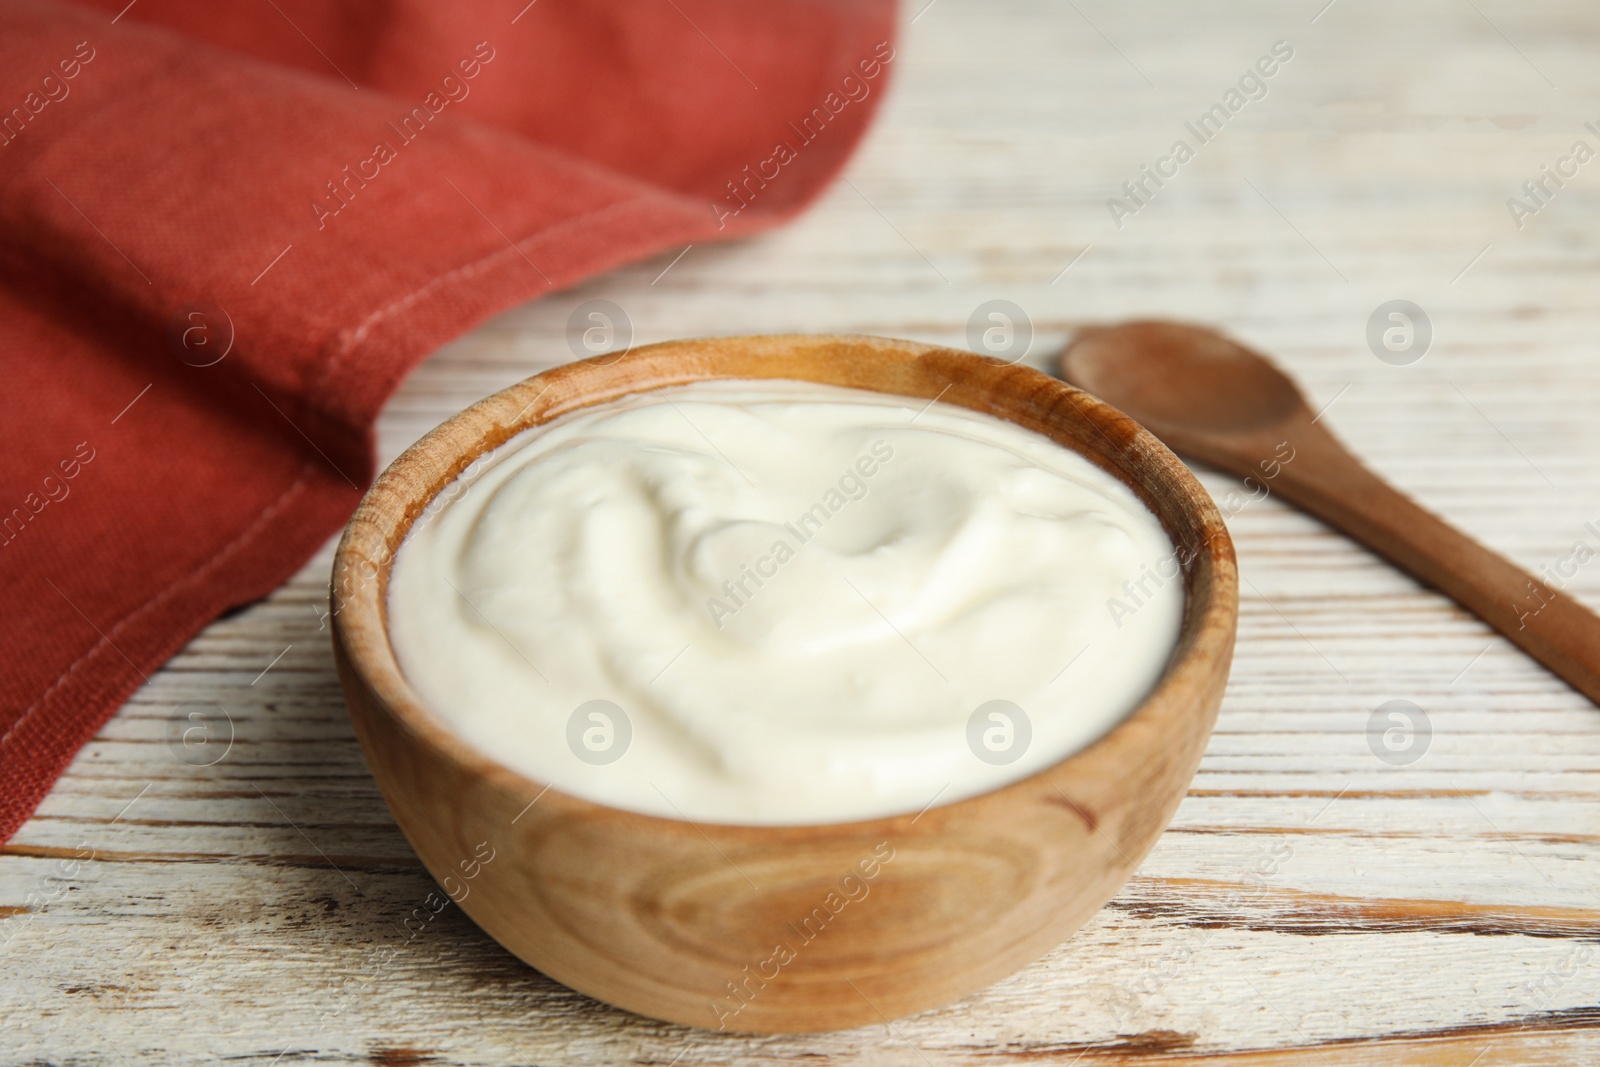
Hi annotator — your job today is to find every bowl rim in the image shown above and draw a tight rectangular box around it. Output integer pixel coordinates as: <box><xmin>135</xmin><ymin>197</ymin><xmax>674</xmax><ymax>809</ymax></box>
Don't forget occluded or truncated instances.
<box><xmin>331</xmin><ymin>332</ymin><xmax>1238</xmax><ymax>836</ymax></box>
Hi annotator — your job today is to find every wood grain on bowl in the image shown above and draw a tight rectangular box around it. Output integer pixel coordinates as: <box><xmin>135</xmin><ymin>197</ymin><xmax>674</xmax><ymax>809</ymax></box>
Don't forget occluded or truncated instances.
<box><xmin>329</xmin><ymin>334</ymin><xmax>1239</xmax><ymax>1033</ymax></box>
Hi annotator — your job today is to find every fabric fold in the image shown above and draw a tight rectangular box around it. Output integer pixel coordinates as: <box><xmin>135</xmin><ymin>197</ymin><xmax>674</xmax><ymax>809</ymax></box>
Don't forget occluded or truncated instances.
<box><xmin>0</xmin><ymin>0</ymin><xmax>897</xmax><ymax>842</ymax></box>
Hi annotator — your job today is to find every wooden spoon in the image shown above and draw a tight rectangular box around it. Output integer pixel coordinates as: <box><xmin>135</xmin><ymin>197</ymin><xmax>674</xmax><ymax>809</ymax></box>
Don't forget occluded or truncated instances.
<box><xmin>1061</xmin><ymin>319</ymin><xmax>1600</xmax><ymax>705</ymax></box>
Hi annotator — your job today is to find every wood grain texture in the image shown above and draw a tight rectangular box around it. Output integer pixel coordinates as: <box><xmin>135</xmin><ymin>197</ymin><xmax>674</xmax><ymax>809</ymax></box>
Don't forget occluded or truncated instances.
<box><xmin>6</xmin><ymin>0</ymin><xmax>1600</xmax><ymax>1061</ymax></box>
<box><xmin>330</xmin><ymin>334</ymin><xmax>1237</xmax><ymax>1032</ymax></box>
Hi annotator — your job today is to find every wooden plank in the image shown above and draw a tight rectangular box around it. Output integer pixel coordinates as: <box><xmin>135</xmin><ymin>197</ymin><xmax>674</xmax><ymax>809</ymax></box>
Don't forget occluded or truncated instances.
<box><xmin>6</xmin><ymin>0</ymin><xmax>1600</xmax><ymax>1060</ymax></box>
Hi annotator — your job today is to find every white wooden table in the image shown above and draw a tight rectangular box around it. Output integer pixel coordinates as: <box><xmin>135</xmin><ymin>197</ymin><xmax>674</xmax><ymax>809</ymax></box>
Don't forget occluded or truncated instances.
<box><xmin>7</xmin><ymin>1</ymin><xmax>1600</xmax><ymax>1062</ymax></box>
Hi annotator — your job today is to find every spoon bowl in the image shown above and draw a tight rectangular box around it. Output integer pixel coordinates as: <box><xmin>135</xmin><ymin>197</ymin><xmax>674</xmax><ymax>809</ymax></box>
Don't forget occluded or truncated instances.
<box><xmin>1064</xmin><ymin>321</ymin><xmax>1305</xmax><ymax>450</ymax></box>
<box><xmin>1061</xmin><ymin>319</ymin><xmax>1600</xmax><ymax>706</ymax></box>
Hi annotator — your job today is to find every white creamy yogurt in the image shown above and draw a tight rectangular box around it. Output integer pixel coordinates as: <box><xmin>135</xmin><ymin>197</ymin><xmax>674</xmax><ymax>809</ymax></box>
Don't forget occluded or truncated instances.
<box><xmin>387</xmin><ymin>379</ymin><xmax>1183</xmax><ymax>824</ymax></box>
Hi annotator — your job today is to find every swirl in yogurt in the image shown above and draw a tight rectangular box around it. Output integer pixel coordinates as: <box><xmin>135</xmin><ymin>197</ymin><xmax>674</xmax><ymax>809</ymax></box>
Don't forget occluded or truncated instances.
<box><xmin>387</xmin><ymin>380</ymin><xmax>1183</xmax><ymax>824</ymax></box>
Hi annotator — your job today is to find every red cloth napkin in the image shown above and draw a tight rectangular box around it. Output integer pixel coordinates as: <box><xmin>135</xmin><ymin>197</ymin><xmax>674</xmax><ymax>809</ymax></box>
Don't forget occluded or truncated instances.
<box><xmin>0</xmin><ymin>0</ymin><xmax>897</xmax><ymax>843</ymax></box>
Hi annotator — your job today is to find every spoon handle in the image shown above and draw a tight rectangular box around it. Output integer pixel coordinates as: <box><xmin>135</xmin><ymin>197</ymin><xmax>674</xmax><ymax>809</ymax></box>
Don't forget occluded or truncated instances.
<box><xmin>1249</xmin><ymin>413</ymin><xmax>1600</xmax><ymax>704</ymax></box>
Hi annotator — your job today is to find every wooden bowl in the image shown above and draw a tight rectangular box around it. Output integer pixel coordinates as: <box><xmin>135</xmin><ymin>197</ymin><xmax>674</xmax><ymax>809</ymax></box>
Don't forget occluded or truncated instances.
<box><xmin>330</xmin><ymin>334</ymin><xmax>1237</xmax><ymax>1033</ymax></box>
